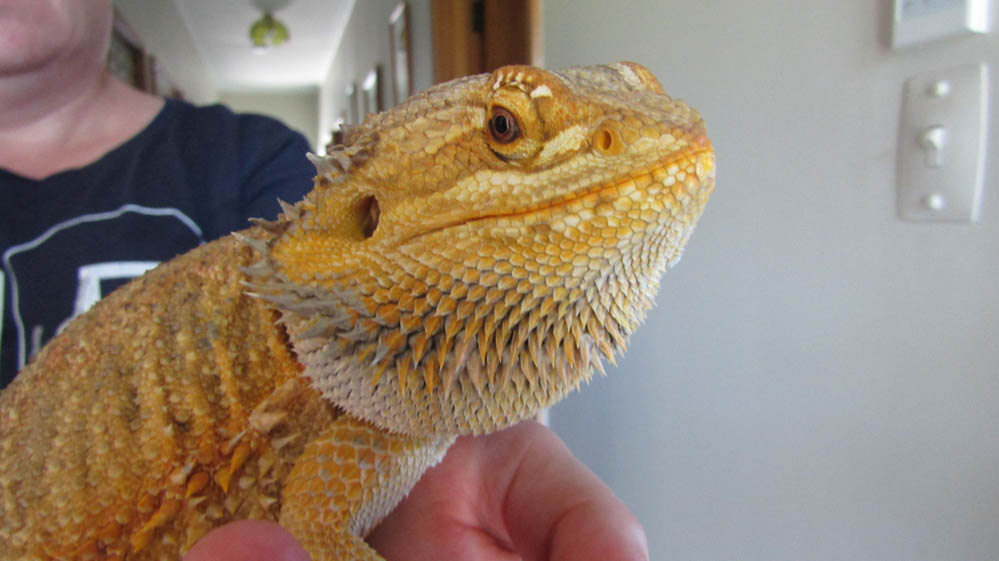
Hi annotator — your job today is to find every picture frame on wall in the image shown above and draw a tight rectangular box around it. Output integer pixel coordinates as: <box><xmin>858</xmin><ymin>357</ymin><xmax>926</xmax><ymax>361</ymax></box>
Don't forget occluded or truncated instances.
<box><xmin>346</xmin><ymin>82</ymin><xmax>358</xmax><ymax>124</ymax></box>
<box><xmin>108</xmin><ymin>9</ymin><xmax>152</xmax><ymax>93</ymax></box>
<box><xmin>326</xmin><ymin>112</ymin><xmax>349</xmax><ymax>155</ymax></box>
<box><xmin>388</xmin><ymin>2</ymin><xmax>412</xmax><ymax>106</ymax></box>
<box><xmin>361</xmin><ymin>67</ymin><xmax>381</xmax><ymax>117</ymax></box>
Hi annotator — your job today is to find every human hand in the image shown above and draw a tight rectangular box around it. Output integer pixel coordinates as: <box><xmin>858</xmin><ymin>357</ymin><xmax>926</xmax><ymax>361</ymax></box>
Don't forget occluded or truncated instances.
<box><xmin>184</xmin><ymin>421</ymin><xmax>648</xmax><ymax>561</ymax></box>
<box><xmin>182</xmin><ymin>519</ymin><xmax>309</xmax><ymax>561</ymax></box>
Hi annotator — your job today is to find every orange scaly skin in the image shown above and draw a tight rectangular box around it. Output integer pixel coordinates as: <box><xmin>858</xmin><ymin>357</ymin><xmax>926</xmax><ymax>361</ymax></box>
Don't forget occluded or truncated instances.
<box><xmin>0</xmin><ymin>63</ymin><xmax>715</xmax><ymax>560</ymax></box>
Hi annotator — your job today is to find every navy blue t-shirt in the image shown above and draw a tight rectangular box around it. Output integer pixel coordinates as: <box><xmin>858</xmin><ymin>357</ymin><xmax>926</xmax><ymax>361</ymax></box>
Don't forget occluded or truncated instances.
<box><xmin>0</xmin><ymin>99</ymin><xmax>315</xmax><ymax>386</ymax></box>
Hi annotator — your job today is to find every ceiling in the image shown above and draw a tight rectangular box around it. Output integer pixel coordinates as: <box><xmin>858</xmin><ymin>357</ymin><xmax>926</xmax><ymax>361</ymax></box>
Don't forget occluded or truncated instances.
<box><xmin>172</xmin><ymin>0</ymin><xmax>354</xmax><ymax>91</ymax></box>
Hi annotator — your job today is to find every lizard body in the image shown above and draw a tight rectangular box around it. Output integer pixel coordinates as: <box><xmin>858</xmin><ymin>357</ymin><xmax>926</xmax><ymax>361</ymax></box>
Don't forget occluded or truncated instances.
<box><xmin>0</xmin><ymin>62</ymin><xmax>714</xmax><ymax>560</ymax></box>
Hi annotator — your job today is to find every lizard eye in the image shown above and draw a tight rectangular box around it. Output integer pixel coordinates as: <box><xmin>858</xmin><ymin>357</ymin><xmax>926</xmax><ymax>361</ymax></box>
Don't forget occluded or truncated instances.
<box><xmin>488</xmin><ymin>107</ymin><xmax>519</xmax><ymax>144</ymax></box>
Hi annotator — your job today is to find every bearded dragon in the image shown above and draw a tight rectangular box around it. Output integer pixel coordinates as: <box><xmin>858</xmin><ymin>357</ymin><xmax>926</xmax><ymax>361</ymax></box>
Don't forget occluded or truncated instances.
<box><xmin>0</xmin><ymin>62</ymin><xmax>714</xmax><ymax>560</ymax></box>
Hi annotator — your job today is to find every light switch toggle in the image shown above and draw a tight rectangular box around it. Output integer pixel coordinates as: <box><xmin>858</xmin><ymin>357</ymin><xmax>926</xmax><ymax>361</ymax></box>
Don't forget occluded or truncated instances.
<box><xmin>919</xmin><ymin>125</ymin><xmax>947</xmax><ymax>168</ymax></box>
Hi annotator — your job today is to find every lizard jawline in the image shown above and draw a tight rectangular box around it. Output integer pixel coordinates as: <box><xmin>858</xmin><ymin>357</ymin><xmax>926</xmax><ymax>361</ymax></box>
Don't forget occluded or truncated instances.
<box><xmin>407</xmin><ymin>149</ymin><xmax>710</xmax><ymax>242</ymax></box>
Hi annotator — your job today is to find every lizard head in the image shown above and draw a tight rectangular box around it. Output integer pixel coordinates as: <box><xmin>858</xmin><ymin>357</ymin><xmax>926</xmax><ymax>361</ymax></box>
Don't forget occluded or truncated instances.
<box><xmin>248</xmin><ymin>62</ymin><xmax>715</xmax><ymax>436</ymax></box>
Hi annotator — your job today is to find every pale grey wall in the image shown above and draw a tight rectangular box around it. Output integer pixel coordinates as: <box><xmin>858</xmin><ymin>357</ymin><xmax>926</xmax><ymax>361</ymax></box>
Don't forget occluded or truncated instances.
<box><xmin>318</xmin><ymin>0</ymin><xmax>433</xmax><ymax>151</ymax></box>
<box><xmin>545</xmin><ymin>1</ymin><xmax>999</xmax><ymax>560</ymax></box>
<box><xmin>219</xmin><ymin>87</ymin><xmax>320</xmax><ymax>150</ymax></box>
<box><xmin>113</xmin><ymin>0</ymin><xmax>217</xmax><ymax>103</ymax></box>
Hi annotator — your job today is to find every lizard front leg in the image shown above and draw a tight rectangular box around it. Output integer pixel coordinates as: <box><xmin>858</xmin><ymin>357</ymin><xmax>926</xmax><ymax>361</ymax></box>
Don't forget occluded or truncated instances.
<box><xmin>279</xmin><ymin>415</ymin><xmax>454</xmax><ymax>560</ymax></box>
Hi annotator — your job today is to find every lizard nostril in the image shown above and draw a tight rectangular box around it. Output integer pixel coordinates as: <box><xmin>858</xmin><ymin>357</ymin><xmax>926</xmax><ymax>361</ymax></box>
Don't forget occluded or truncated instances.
<box><xmin>592</xmin><ymin>126</ymin><xmax>624</xmax><ymax>156</ymax></box>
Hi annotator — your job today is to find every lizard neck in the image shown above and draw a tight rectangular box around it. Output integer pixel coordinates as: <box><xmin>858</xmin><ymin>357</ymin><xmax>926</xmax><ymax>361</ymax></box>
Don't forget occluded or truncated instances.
<box><xmin>277</xmin><ymin>300</ymin><xmax>600</xmax><ymax>437</ymax></box>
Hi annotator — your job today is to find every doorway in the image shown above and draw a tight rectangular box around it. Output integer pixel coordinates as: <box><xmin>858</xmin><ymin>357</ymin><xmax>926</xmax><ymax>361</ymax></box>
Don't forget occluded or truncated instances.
<box><xmin>431</xmin><ymin>0</ymin><xmax>542</xmax><ymax>83</ymax></box>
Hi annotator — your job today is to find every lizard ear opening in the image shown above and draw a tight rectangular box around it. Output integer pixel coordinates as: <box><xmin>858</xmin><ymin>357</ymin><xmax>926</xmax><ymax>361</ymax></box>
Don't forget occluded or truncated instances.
<box><xmin>359</xmin><ymin>195</ymin><xmax>380</xmax><ymax>238</ymax></box>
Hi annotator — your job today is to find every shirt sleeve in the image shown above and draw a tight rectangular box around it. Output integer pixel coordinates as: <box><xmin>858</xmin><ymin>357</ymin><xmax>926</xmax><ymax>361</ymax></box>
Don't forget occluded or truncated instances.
<box><xmin>235</xmin><ymin>116</ymin><xmax>317</xmax><ymax>222</ymax></box>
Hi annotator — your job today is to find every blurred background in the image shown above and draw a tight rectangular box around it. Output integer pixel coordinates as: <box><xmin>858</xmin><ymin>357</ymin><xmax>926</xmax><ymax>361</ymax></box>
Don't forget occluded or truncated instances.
<box><xmin>113</xmin><ymin>1</ymin><xmax>999</xmax><ymax>559</ymax></box>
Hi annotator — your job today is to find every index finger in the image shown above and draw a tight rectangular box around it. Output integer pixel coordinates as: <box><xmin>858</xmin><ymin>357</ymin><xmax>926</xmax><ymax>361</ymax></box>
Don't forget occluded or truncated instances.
<box><xmin>490</xmin><ymin>422</ymin><xmax>650</xmax><ymax>561</ymax></box>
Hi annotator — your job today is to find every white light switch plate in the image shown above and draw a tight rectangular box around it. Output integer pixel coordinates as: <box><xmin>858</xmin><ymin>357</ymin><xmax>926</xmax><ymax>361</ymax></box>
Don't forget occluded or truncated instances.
<box><xmin>892</xmin><ymin>0</ymin><xmax>991</xmax><ymax>48</ymax></box>
<box><xmin>897</xmin><ymin>64</ymin><xmax>989</xmax><ymax>222</ymax></box>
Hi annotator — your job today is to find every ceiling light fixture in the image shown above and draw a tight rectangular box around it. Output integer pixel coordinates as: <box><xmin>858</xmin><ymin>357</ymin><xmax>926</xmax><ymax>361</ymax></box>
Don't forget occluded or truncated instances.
<box><xmin>249</xmin><ymin>12</ymin><xmax>289</xmax><ymax>52</ymax></box>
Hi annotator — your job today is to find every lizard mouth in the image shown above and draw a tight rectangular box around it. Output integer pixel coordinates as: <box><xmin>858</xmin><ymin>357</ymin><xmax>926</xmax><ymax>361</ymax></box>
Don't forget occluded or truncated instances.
<box><xmin>495</xmin><ymin>149</ymin><xmax>712</xmax><ymax>220</ymax></box>
<box><xmin>411</xmin><ymin>146</ymin><xmax>715</xmax><ymax>241</ymax></box>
